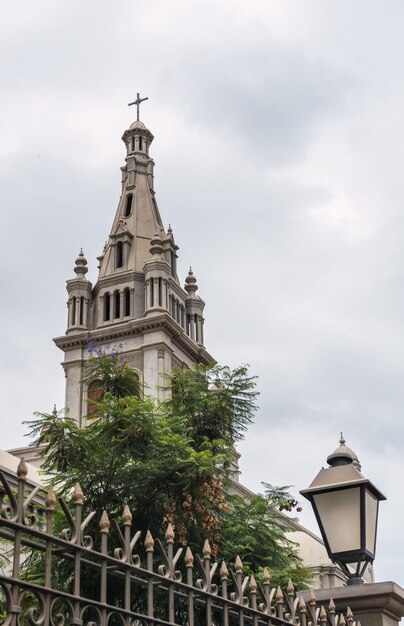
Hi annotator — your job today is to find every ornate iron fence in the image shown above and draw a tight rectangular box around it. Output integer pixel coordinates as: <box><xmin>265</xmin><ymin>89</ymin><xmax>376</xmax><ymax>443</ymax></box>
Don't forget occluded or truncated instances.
<box><xmin>0</xmin><ymin>460</ymin><xmax>357</xmax><ymax>626</ymax></box>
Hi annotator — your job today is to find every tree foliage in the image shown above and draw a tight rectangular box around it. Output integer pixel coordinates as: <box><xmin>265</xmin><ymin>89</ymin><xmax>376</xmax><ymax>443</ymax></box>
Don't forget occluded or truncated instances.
<box><xmin>25</xmin><ymin>345</ymin><xmax>311</xmax><ymax>589</ymax></box>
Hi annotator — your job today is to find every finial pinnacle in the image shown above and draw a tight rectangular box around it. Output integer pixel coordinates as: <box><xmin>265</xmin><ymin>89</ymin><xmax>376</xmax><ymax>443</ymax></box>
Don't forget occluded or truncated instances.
<box><xmin>17</xmin><ymin>458</ymin><xmax>28</xmax><ymax>480</ymax></box>
<box><xmin>45</xmin><ymin>488</ymin><xmax>57</xmax><ymax>511</ymax></box>
<box><xmin>74</xmin><ymin>249</ymin><xmax>88</xmax><ymax>278</ymax></box>
<box><xmin>276</xmin><ymin>586</ymin><xmax>284</xmax><ymax>603</ymax></box>
<box><xmin>309</xmin><ymin>589</ymin><xmax>317</xmax><ymax>604</ymax></box>
<box><xmin>185</xmin><ymin>547</ymin><xmax>194</xmax><ymax>566</ymax></box>
<box><xmin>72</xmin><ymin>482</ymin><xmax>84</xmax><ymax>505</ymax></box>
<box><xmin>320</xmin><ymin>606</ymin><xmax>327</xmax><ymax>621</ymax></box>
<box><xmin>144</xmin><ymin>530</ymin><xmax>154</xmax><ymax>551</ymax></box>
<box><xmin>52</xmin><ymin>404</ymin><xmax>57</xmax><ymax>416</ymax></box>
<box><xmin>262</xmin><ymin>567</ymin><xmax>270</xmax><ymax>583</ymax></box>
<box><xmin>234</xmin><ymin>555</ymin><xmax>243</xmax><ymax>573</ymax></box>
<box><xmin>122</xmin><ymin>504</ymin><xmax>132</xmax><ymax>525</ymax></box>
<box><xmin>220</xmin><ymin>560</ymin><xmax>229</xmax><ymax>579</ymax></box>
<box><xmin>150</xmin><ymin>232</ymin><xmax>163</xmax><ymax>257</ymax></box>
<box><xmin>100</xmin><ymin>510</ymin><xmax>110</xmax><ymax>533</ymax></box>
<box><xmin>287</xmin><ymin>579</ymin><xmax>295</xmax><ymax>595</ymax></box>
<box><xmin>203</xmin><ymin>539</ymin><xmax>211</xmax><ymax>558</ymax></box>
<box><xmin>184</xmin><ymin>267</ymin><xmax>198</xmax><ymax>295</ymax></box>
<box><xmin>166</xmin><ymin>523</ymin><xmax>175</xmax><ymax>543</ymax></box>
<box><xmin>340</xmin><ymin>432</ymin><xmax>345</xmax><ymax>445</ymax></box>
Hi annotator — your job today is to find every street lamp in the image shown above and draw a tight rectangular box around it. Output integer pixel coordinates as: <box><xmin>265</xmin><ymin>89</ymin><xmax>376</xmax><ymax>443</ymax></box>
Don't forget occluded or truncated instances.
<box><xmin>300</xmin><ymin>435</ymin><xmax>386</xmax><ymax>585</ymax></box>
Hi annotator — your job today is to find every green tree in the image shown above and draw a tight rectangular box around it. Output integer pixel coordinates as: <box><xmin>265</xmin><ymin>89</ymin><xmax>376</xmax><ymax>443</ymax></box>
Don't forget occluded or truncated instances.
<box><xmin>25</xmin><ymin>345</ymin><xmax>311</xmax><ymax>589</ymax></box>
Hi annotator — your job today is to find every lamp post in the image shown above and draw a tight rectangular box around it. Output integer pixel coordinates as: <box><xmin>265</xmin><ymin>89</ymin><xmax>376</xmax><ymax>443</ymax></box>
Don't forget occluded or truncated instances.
<box><xmin>300</xmin><ymin>435</ymin><xmax>385</xmax><ymax>585</ymax></box>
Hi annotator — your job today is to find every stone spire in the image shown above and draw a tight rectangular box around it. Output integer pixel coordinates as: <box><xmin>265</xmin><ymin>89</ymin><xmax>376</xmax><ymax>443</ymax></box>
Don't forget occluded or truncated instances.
<box><xmin>97</xmin><ymin>117</ymin><xmax>164</xmax><ymax>279</ymax></box>
<box><xmin>54</xmin><ymin>113</ymin><xmax>214</xmax><ymax>418</ymax></box>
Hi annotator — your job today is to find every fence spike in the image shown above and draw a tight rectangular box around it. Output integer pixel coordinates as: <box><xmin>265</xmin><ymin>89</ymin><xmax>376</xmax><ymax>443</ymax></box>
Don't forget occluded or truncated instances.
<box><xmin>17</xmin><ymin>458</ymin><xmax>28</xmax><ymax>480</ymax></box>
<box><xmin>287</xmin><ymin>579</ymin><xmax>295</xmax><ymax>595</ymax></box>
<box><xmin>346</xmin><ymin>607</ymin><xmax>353</xmax><ymax>620</ymax></box>
<box><xmin>276</xmin><ymin>586</ymin><xmax>284</xmax><ymax>603</ymax></box>
<box><xmin>220</xmin><ymin>560</ymin><xmax>229</xmax><ymax>579</ymax></box>
<box><xmin>72</xmin><ymin>482</ymin><xmax>84</xmax><ymax>505</ymax></box>
<box><xmin>262</xmin><ymin>567</ymin><xmax>270</xmax><ymax>584</ymax></box>
<box><xmin>249</xmin><ymin>574</ymin><xmax>257</xmax><ymax>593</ymax></box>
<box><xmin>144</xmin><ymin>529</ymin><xmax>154</xmax><ymax>551</ymax></box>
<box><xmin>185</xmin><ymin>546</ymin><xmax>194</xmax><ymax>566</ymax></box>
<box><xmin>320</xmin><ymin>606</ymin><xmax>327</xmax><ymax>622</ymax></box>
<box><xmin>299</xmin><ymin>596</ymin><xmax>307</xmax><ymax>612</ymax></box>
<box><xmin>234</xmin><ymin>555</ymin><xmax>243</xmax><ymax>573</ymax></box>
<box><xmin>339</xmin><ymin>614</ymin><xmax>346</xmax><ymax>626</ymax></box>
<box><xmin>100</xmin><ymin>510</ymin><xmax>110</xmax><ymax>534</ymax></box>
<box><xmin>122</xmin><ymin>504</ymin><xmax>132</xmax><ymax>525</ymax></box>
<box><xmin>203</xmin><ymin>539</ymin><xmax>211</xmax><ymax>558</ymax></box>
<box><xmin>166</xmin><ymin>522</ymin><xmax>175</xmax><ymax>543</ymax></box>
<box><xmin>45</xmin><ymin>489</ymin><xmax>56</xmax><ymax>511</ymax></box>
<box><xmin>329</xmin><ymin>598</ymin><xmax>336</xmax><ymax>613</ymax></box>
<box><xmin>309</xmin><ymin>589</ymin><xmax>317</xmax><ymax>605</ymax></box>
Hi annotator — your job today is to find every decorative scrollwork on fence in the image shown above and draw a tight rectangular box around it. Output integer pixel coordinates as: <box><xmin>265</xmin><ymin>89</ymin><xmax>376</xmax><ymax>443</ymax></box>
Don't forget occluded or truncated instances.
<box><xmin>0</xmin><ymin>462</ymin><xmax>360</xmax><ymax>626</ymax></box>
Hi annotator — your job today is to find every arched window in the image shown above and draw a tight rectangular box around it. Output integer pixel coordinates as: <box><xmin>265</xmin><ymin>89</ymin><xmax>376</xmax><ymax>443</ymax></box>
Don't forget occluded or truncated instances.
<box><xmin>158</xmin><ymin>278</ymin><xmax>163</xmax><ymax>307</ymax></box>
<box><xmin>124</xmin><ymin>288</ymin><xmax>130</xmax><ymax>316</ymax></box>
<box><xmin>116</xmin><ymin>241</ymin><xmax>123</xmax><ymax>268</ymax></box>
<box><xmin>104</xmin><ymin>293</ymin><xmax>111</xmax><ymax>321</ymax></box>
<box><xmin>71</xmin><ymin>297</ymin><xmax>76</xmax><ymax>325</ymax></box>
<box><xmin>139</xmin><ymin>136</ymin><xmax>143</xmax><ymax>151</ymax></box>
<box><xmin>123</xmin><ymin>194</ymin><xmax>133</xmax><ymax>217</ymax></box>
<box><xmin>114</xmin><ymin>290</ymin><xmax>120</xmax><ymax>319</ymax></box>
<box><xmin>87</xmin><ymin>379</ymin><xmax>104</xmax><ymax>417</ymax></box>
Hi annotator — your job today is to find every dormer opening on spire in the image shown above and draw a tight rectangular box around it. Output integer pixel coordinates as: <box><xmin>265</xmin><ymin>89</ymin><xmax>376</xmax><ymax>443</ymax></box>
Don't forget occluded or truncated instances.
<box><xmin>123</xmin><ymin>194</ymin><xmax>133</xmax><ymax>217</ymax></box>
<box><xmin>116</xmin><ymin>241</ymin><xmax>123</xmax><ymax>268</ymax></box>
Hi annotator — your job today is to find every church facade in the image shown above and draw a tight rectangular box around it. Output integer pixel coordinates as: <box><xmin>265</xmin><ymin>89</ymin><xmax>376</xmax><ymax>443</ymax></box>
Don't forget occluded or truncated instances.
<box><xmin>6</xmin><ymin>109</ymin><xmax>369</xmax><ymax>589</ymax></box>
<box><xmin>53</xmin><ymin>116</ymin><xmax>214</xmax><ymax>422</ymax></box>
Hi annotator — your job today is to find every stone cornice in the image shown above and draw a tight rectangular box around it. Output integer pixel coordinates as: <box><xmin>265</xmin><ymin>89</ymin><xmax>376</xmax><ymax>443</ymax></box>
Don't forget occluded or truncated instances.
<box><xmin>168</xmin><ymin>277</ymin><xmax>188</xmax><ymax>300</ymax></box>
<box><xmin>53</xmin><ymin>313</ymin><xmax>215</xmax><ymax>364</ymax></box>
<box><xmin>92</xmin><ymin>271</ymin><xmax>145</xmax><ymax>293</ymax></box>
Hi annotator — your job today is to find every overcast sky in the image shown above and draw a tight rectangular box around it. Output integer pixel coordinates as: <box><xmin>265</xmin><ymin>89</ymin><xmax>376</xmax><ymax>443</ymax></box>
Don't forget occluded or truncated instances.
<box><xmin>2</xmin><ymin>0</ymin><xmax>404</xmax><ymax>586</ymax></box>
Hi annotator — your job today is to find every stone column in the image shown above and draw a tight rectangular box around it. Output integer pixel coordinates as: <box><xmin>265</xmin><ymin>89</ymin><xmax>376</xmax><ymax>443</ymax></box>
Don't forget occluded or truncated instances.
<box><xmin>153</xmin><ymin>278</ymin><xmax>159</xmax><ymax>308</ymax></box>
<box><xmin>76</xmin><ymin>297</ymin><xmax>82</xmax><ymax>327</ymax></box>
<box><xmin>98</xmin><ymin>295</ymin><xmax>104</xmax><ymax>326</ymax></box>
<box><xmin>130</xmin><ymin>287</ymin><xmax>135</xmax><ymax>317</ymax></box>
<box><xmin>120</xmin><ymin>291</ymin><xmax>124</xmax><ymax>319</ymax></box>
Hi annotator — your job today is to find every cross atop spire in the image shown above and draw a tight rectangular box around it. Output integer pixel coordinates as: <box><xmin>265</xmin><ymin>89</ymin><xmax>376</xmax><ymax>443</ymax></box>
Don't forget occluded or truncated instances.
<box><xmin>128</xmin><ymin>92</ymin><xmax>149</xmax><ymax>121</ymax></box>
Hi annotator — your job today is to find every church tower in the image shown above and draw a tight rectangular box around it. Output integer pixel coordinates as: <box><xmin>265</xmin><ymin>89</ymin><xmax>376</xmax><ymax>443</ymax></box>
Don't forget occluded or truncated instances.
<box><xmin>53</xmin><ymin>111</ymin><xmax>214</xmax><ymax>422</ymax></box>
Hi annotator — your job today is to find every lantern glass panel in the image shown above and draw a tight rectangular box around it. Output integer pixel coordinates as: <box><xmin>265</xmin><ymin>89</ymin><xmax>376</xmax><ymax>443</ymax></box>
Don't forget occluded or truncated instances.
<box><xmin>313</xmin><ymin>487</ymin><xmax>361</xmax><ymax>554</ymax></box>
<box><xmin>365</xmin><ymin>490</ymin><xmax>378</xmax><ymax>554</ymax></box>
